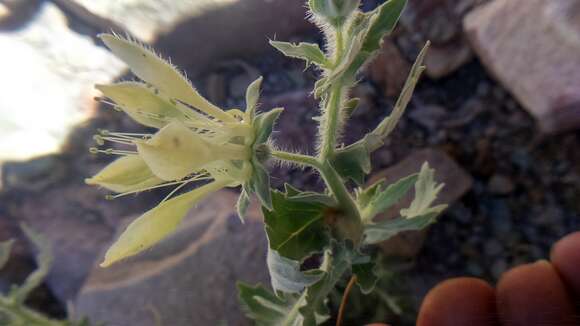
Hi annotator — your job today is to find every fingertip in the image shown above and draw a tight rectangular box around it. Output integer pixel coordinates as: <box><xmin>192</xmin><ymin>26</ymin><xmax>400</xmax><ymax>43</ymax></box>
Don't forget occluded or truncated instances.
<box><xmin>551</xmin><ymin>231</ymin><xmax>580</xmax><ymax>296</ymax></box>
<box><xmin>497</xmin><ymin>260</ymin><xmax>576</xmax><ymax>326</ymax></box>
<box><xmin>417</xmin><ymin>277</ymin><xmax>498</xmax><ymax>326</ymax></box>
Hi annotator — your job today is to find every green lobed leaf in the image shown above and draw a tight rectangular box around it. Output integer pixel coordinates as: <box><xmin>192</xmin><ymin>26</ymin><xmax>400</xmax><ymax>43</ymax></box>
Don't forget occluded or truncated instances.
<box><xmin>284</xmin><ymin>183</ymin><xmax>302</xmax><ymax>197</ymax></box>
<box><xmin>330</xmin><ymin>142</ymin><xmax>371</xmax><ymax>184</ymax></box>
<box><xmin>352</xmin><ymin>261</ymin><xmax>378</xmax><ymax>294</ymax></box>
<box><xmin>363</xmin><ymin>42</ymin><xmax>429</xmax><ymax>151</ymax></box>
<box><xmin>263</xmin><ymin>190</ymin><xmax>329</xmax><ymax>261</ymax></box>
<box><xmin>361</xmin><ymin>0</ymin><xmax>407</xmax><ymax>54</ymax></box>
<box><xmin>270</xmin><ymin>41</ymin><xmax>329</xmax><ymax>68</ymax></box>
<box><xmin>287</xmin><ymin>192</ymin><xmax>337</xmax><ymax>207</ymax></box>
<box><xmin>239</xmin><ymin>243</ymin><xmax>355</xmax><ymax>326</ymax></box>
<box><xmin>400</xmin><ymin>162</ymin><xmax>447</xmax><ymax>218</ymax></box>
<box><xmin>267</xmin><ymin>249</ymin><xmax>323</xmax><ymax>293</ymax></box>
<box><xmin>363</xmin><ymin>212</ymin><xmax>439</xmax><ymax>245</ymax></box>
<box><xmin>315</xmin><ymin>12</ymin><xmax>374</xmax><ymax>95</ymax></box>
<box><xmin>237</xmin><ymin>282</ymin><xmax>302</xmax><ymax>326</ymax></box>
<box><xmin>282</xmin><ymin>184</ymin><xmax>337</xmax><ymax>207</ymax></box>
<box><xmin>360</xmin><ymin>173</ymin><xmax>419</xmax><ymax>222</ymax></box>
<box><xmin>355</xmin><ymin>180</ymin><xmax>383</xmax><ymax>209</ymax></box>
<box><xmin>299</xmin><ymin>243</ymin><xmax>353</xmax><ymax>325</ymax></box>
<box><xmin>362</xmin><ymin>163</ymin><xmax>447</xmax><ymax>245</ymax></box>
<box><xmin>253</xmin><ymin>108</ymin><xmax>284</xmax><ymax>145</ymax></box>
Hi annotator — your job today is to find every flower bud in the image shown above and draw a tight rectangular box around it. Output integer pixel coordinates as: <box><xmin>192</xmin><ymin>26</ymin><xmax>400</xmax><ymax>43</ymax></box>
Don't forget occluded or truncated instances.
<box><xmin>309</xmin><ymin>0</ymin><xmax>360</xmax><ymax>26</ymax></box>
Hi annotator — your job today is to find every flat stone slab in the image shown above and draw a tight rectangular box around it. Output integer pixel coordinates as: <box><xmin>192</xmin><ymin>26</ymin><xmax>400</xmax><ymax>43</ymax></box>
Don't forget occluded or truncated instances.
<box><xmin>4</xmin><ymin>175</ymin><xmax>146</xmax><ymax>302</ymax></box>
<box><xmin>464</xmin><ymin>0</ymin><xmax>580</xmax><ymax>133</ymax></box>
<box><xmin>0</xmin><ymin>3</ymin><xmax>124</xmax><ymax>162</ymax></box>
<box><xmin>74</xmin><ymin>190</ymin><xmax>269</xmax><ymax>326</ymax></box>
<box><xmin>73</xmin><ymin>0</ymin><xmax>239</xmax><ymax>42</ymax></box>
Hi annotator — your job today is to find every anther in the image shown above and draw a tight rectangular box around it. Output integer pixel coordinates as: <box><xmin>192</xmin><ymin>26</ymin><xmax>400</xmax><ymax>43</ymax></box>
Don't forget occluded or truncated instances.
<box><xmin>89</xmin><ymin>147</ymin><xmax>99</xmax><ymax>154</ymax></box>
<box><xmin>93</xmin><ymin>135</ymin><xmax>105</xmax><ymax>145</ymax></box>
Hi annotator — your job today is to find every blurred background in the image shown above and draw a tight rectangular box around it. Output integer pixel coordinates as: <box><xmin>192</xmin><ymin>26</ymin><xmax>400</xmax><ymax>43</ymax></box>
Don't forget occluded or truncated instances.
<box><xmin>0</xmin><ymin>0</ymin><xmax>578</xmax><ymax>325</ymax></box>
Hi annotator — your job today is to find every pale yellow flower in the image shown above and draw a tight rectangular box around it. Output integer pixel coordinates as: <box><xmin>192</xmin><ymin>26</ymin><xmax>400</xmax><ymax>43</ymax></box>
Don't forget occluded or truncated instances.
<box><xmin>86</xmin><ymin>34</ymin><xmax>260</xmax><ymax>267</ymax></box>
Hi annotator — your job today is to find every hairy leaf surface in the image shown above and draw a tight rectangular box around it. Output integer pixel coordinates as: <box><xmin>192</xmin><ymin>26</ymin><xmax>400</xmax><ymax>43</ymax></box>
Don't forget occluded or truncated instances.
<box><xmin>270</xmin><ymin>41</ymin><xmax>328</xmax><ymax>68</ymax></box>
<box><xmin>263</xmin><ymin>191</ymin><xmax>329</xmax><ymax>261</ymax></box>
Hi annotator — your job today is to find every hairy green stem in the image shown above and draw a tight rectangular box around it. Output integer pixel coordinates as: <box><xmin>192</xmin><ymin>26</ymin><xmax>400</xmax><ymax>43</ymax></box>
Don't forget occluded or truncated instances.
<box><xmin>271</xmin><ymin>150</ymin><xmax>363</xmax><ymax>242</ymax></box>
<box><xmin>319</xmin><ymin>83</ymin><xmax>344</xmax><ymax>160</ymax></box>
<box><xmin>333</xmin><ymin>27</ymin><xmax>344</xmax><ymax>66</ymax></box>
<box><xmin>318</xmin><ymin>161</ymin><xmax>363</xmax><ymax>243</ymax></box>
<box><xmin>271</xmin><ymin>150</ymin><xmax>319</xmax><ymax>168</ymax></box>
<box><xmin>314</xmin><ymin>27</ymin><xmax>364</xmax><ymax>243</ymax></box>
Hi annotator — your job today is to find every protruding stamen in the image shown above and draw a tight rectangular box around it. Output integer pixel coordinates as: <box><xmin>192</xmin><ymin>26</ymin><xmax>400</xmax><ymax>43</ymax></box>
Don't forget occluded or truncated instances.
<box><xmin>90</xmin><ymin>148</ymin><xmax>137</xmax><ymax>156</ymax></box>
<box><xmin>100</xmin><ymin>137</ymin><xmax>135</xmax><ymax>145</ymax></box>
<box><xmin>94</xmin><ymin>97</ymin><xmax>121</xmax><ymax>110</ymax></box>
<box><xmin>94</xmin><ymin>131</ymin><xmax>151</xmax><ymax>145</ymax></box>
<box><xmin>93</xmin><ymin>135</ymin><xmax>105</xmax><ymax>146</ymax></box>
<box><xmin>160</xmin><ymin>179</ymin><xmax>192</xmax><ymax>203</ymax></box>
<box><xmin>106</xmin><ymin>174</ymin><xmax>212</xmax><ymax>200</ymax></box>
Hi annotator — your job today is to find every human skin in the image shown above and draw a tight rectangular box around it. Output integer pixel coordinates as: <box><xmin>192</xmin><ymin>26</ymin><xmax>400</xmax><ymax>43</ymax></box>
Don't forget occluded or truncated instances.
<box><xmin>416</xmin><ymin>231</ymin><xmax>580</xmax><ymax>326</ymax></box>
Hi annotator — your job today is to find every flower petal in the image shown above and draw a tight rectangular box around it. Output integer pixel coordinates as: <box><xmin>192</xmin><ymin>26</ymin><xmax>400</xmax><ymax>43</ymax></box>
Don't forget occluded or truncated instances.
<box><xmin>136</xmin><ymin>121</ymin><xmax>214</xmax><ymax>181</ymax></box>
<box><xmin>99</xmin><ymin>34</ymin><xmax>234</xmax><ymax>123</ymax></box>
<box><xmin>100</xmin><ymin>179</ymin><xmax>229</xmax><ymax>267</ymax></box>
<box><xmin>85</xmin><ymin>155</ymin><xmax>163</xmax><ymax>193</ymax></box>
<box><xmin>96</xmin><ymin>82</ymin><xmax>189</xmax><ymax>128</ymax></box>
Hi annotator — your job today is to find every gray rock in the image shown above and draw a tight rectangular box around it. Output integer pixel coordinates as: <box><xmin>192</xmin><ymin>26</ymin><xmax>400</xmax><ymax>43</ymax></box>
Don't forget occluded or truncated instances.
<box><xmin>5</xmin><ymin>176</ymin><xmax>147</xmax><ymax>302</ymax></box>
<box><xmin>0</xmin><ymin>3</ymin><xmax>124</xmax><ymax>163</ymax></box>
<box><xmin>155</xmin><ymin>0</ymin><xmax>314</xmax><ymax>77</ymax></box>
<box><xmin>74</xmin><ymin>190</ymin><xmax>269</xmax><ymax>326</ymax></box>
<box><xmin>423</xmin><ymin>40</ymin><xmax>473</xmax><ymax>79</ymax></box>
<box><xmin>368</xmin><ymin>149</ymin><xmax>473</xmax><ymax>257</ymax></box>
<box><xmin>399</xmin><ymin>0</ymin><xmax>474</xmax><ymax>79</ymax></box>
<box><xmin>1</xmin><ymin>155</ymin><xmax>65</xmax><ymax>192</ymax></box>
<box><xmin>0</xmin><ymin>214</ymin><xmax>34</xmax><ymax>292</ymax></box>
<box><xmin>408</xmin><ymin>105</ymin><xmax>448</xmax><ymax>131</ymax></box>
<box><xmin>464</xmin><ymin>0</ymin><xmax>580</xmax><ymax>133</ymax></box>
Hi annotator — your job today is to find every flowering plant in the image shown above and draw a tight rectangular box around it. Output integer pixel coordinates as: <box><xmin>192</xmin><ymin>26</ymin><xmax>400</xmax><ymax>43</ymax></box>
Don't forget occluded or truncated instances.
<box><xmin>87</xmin><ymin>0</ymin><xmax>446</xmax><ymax>324</ymax></box>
